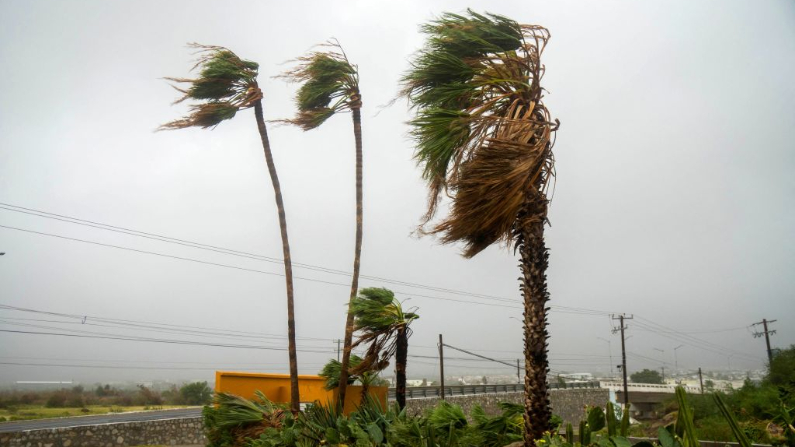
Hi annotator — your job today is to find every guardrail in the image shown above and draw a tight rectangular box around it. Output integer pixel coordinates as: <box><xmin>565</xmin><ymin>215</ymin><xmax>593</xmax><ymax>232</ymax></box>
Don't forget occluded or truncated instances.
<box><xmin>600</xmin><ymin>382</ymin><xmax>701</xmax><ymax>394</ymax></box>
<box><xmin>388</xmin><ymin>381</ymin><xmax>600</xmax><ymax>400</ymax></box>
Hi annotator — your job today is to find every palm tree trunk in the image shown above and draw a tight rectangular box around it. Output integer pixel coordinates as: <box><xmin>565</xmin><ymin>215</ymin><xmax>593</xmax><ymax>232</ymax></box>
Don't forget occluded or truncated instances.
<box><xmin>253</xmin><ymin>99</ymin><xmax>300</xmax><ymax>414</ymax></box>
<box><xmin>360</xmin><ymin>379</ymin><xmax>369</xmax><ymax>406</ymax></box>
<box><xmin>338</xmin><ymin>105</ymin><xmax>363</xmax><ymax>410</ymax></box>
<box><xmin>396</xmin><ymin>326</ymin><xmax>408</xmax><ymax>410</ymax></box>
<box><xmin>518</xmin><ymin>209</ymin><xmax>551</xmax><ymax>445</ymax></box>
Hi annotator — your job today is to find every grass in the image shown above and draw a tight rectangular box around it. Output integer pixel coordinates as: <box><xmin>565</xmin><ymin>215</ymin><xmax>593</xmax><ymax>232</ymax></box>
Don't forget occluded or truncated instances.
<box><xmin>0</xmin><ymin>405</ymin><xmax>193</xmax><ymax>422</ymax></box>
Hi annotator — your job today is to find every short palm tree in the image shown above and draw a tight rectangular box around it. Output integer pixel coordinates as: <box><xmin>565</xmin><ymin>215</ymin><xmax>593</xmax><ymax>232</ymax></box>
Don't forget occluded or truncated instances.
<box><xmin>281</xmin><ymin>40</ymin><xmax>363</xmax><ymax>409</ymax></box>
<box><xmin>318</xmin><ymin>355</ymin><xmax>382</xmax><ymax>405</ymax></box>
<box><xmin>400</xmin><ymin>11</ymin><xmax>559</xmax><ymax>444</ymax></box>
<box><xmin>159</xmin><ymin>44</ymin><xmax>301</xmax><ymax>413</ymax></box>
<box><xmin>349</xmin><ymin>287</ymin><xmax>419</xmax><ymax>410</ymax></box>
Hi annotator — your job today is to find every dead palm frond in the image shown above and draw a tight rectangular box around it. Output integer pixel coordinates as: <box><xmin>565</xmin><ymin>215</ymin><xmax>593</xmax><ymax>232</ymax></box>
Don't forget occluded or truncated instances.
<box><xmin>280</xmin><ymin>40</ymin><xmax>360</xmax><ymax>130</ymax></box>
<box><xmin>400</xmin><ymin>10</ymin><xmax>558</xmax><ymax>257</ymax></box>
<box><xmin>159</xmin><ymin>44</ymin><xmax>262</xmax><ymax>130</ymax></box>
<box><xmin>349</xmin><ymin>288</ymin><xmax>418</xmax><ymax>375</ymax></box>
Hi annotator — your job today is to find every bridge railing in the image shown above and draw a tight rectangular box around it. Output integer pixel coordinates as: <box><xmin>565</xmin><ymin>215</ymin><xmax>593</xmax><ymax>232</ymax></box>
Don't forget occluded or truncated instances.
<box><xmin>601</xmin><ymin>381</ymin><xmax>701</xmax><ymax>394</ymax></box>
<box><xmin>388</xmin><ymin>381</ymin><xmax>600</xmax><ymax>400</ymax></box>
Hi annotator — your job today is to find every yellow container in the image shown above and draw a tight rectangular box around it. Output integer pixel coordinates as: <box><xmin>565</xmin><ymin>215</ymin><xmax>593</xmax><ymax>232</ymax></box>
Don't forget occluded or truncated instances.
<box><xmin>215</xmin><ymin>371</ymin><xmax>387</xmax><ymax>415</ymax></box>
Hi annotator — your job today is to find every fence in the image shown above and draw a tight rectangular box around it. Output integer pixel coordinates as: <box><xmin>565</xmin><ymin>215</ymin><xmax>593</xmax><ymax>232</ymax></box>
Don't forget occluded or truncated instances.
<box><xmin>388</xmin><ymin>381</ymin><xmax>600</xmax><ymax>400</ymax></box>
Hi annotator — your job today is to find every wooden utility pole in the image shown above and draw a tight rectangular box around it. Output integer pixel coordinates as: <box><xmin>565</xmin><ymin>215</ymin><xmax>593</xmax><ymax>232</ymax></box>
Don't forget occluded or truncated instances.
<box><xmin>438</xmin><ymin>334</ymin><xmax>445</xmax><ymax>400</ymax></box>
<box><xmin>752</xmin><ymin>319</ymin><xmax>777</xmax><ymax>364</ymax></box>
<box><xmin>516</xmin><ymin>359</ymin><xmax>521</xmax><ymax>384</ymax></box>
<box><xmin>336</xmin><ymin>339</ymin><xmax>341</xmax><ymax>362</ymax></box>
<box><xmin>698</xmin><ymin>367</ymin><xmax>704</xmax><ymax>394</ymax></box>
<box><xmin>612</xmin><ymin>314</ymin><xmax>633</xmax><ymax>408</ymax></box>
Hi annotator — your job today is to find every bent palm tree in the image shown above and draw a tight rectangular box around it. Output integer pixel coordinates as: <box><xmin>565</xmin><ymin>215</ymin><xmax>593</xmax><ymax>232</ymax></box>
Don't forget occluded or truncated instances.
<box><xmin>281</xmin><ymin>41</ymin><xmax>363</xmax><ymax>409</ymax></box>
<box><xmin>160</xmin><ymin>45</ymin><xmax>301</xmax><ymax>413</ymax></box>
<box><xmin>400</xmin><ymin>11</ymin><xmax>558</xmax><ymax>444</ymax></box>
<box><xmin>349</xmin><ymin>287</ymin><xmax>419</xmax><ymax>410</ymax></box>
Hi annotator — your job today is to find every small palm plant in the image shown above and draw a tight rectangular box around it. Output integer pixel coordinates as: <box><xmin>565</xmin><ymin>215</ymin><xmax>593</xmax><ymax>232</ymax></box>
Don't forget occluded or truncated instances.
<box><xmin>400</xmin><ymin>10</ymin><xmax>559</xmax><ymax>444</ymax></box>
<box><xmin>281</xmin><ymin>40</ymin><xmax>363</xmax><ymax>409</ymax></box>
<box><xmin>349</xmin><ymin>287</ymin><xmax>419</xmax><ymax>410</ymax></box>
<box><xmin>160</xmin><ymin>44</ymin><xmax>301</xmax><ymax>413</ymax></box>
<box><xmin>319</xmin><ymin>355</ymin><xmax>382</xmax><ymax>405</ymax></box>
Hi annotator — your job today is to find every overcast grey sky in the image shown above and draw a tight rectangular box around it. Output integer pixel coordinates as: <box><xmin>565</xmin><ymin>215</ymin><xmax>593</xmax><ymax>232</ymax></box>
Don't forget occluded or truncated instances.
<box><xmin>0</xmin><ymin>0</ymin><xmax>793</xmax><ymax>386</ymax></box>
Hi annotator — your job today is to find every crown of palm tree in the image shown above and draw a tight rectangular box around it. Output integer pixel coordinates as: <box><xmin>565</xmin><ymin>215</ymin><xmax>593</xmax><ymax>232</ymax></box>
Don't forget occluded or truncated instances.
<box><xmin>160</xmin><ymin>44</ymin><xmax>262</xmax><ymax>130</ymax></box>
<box><xmin>349</xmin><ymin>288</ymin><xmax>418</xmax><ymax>375</ymax></box>
<box><xmin>280</xmin><ymin>40</ymin><xmax>360</xmax><ymax>130</ymax></box>
<box><xmin>401</xmin><ymin>10</ymin><xmax>558</xmax><ymax>257</ymax></box>
<box><xmin>318</xmin><ymin>355</ymin><xmax>366</xmax><ymax>390</ymax></box>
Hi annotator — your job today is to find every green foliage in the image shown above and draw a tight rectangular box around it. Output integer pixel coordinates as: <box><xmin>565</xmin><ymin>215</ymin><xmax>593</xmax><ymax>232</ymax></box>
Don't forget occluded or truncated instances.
<box><xmin>160</xmin><ymin>44</ymin><xmax>261</xmax><ymax>130</ymax></box>
<box><xmin>319</xmin><ymin>355</ymin><xmax>364</xmax><ymax>390</ymax></box>
<box><xmin>349</xmin><ymin>287</ymin><xmax>419</xmax><ymax>375</ymax></box>
<box><xmin>630</xmin><ymin>369</ymin><xmax>664</xmax><ymax>384</ymax></box>
<box><xmin>179</xmin><ymin>381</ymin><xmax>213</xmax><ymax>405</ymax></box>
<box><xmin>281</xmin><ymin>41</ymin><xmax>360</xmax><ymax>131</ymax></box>
<box><xmin>767</xmin><ymin>345</ymin><xmax>795</xmax><ymax>389</ymax></box>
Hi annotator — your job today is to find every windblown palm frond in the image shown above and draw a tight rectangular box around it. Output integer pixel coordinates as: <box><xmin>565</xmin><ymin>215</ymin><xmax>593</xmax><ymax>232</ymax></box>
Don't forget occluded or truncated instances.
<box><xmin>349</xmin><ymin>288</ymin><xmax>418</xmax><ymax>375</ymax></box>
<box><xmin>400</xmin><ymin>10</ymin><xmax>558</xmax><ymax>257</ymax></box>
<box><xmin>319</xmin><ymin>355</ymin><xmax>365</xmax><ymax>390</ymax></box>
<box><xmin>159</xmin><ymin>44</ymin><xmax>262</xmax><ymax>130</ymax></box>
<box><xmin>280</xmin><ymin>40</ymin><xmax>360</xmax><ymax>130</ymax></box>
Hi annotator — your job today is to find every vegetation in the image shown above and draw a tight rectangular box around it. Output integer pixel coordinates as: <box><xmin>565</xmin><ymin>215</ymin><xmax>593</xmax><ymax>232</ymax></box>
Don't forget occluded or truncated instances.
<box><xmin>0</xmin><ymin>383</ymin><xmax>202</xmax><ymax>422</ymax></box>
<box><xmin>658</xmin><ymin>345</ymin><xmax>795</xmax><ymax>445</ymax></box>
<box><xmin>318</xmin><ymin>356</ymin><xmax>388</xmax><ymax>405</ymax></box>
<box><xmin>160</xmin><ymin>44</ymin><xmax>301</xmax><ymax>412</ymax></box>
<box><xmin>281</xmin><ymin>40</ymin><xmax>364</xmax><ymax>409</ymax></box>
<box><xmin>631</xmin><ymin>369</ymin><xmax>664</xmax><ymax>384</ymax></box>
<box><xmin>350</xmin><ymin>287</ymin><xmax>419</xmax><ymax>410</ymax></box>
<box><xmin>400</xmin><ymin>10</ymin><xmax>559</xmax><ymax>444</ymax></box>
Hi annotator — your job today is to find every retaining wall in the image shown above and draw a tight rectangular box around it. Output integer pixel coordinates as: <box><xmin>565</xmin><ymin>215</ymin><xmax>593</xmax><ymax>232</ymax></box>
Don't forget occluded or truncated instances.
<box><xmin>404</xmin><ymin>388</ymin><xmax>609</xmax><ymax>425</ymax></box>
<box><xmin>0</xmin><ymin>417</ymin><xmax>205</xmax><ymax>447</ymax></box>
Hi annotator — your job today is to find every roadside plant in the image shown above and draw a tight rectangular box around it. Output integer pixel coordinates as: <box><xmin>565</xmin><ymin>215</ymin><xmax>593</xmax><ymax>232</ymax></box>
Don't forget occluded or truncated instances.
<box><xmin>400</xmin><ymin>10</ymin><xmax>559</xmax><ymax>444</ymax></box>
<box><xmin>281</xmin><ymin>41</ymin><xmax>363</xmax><ymax>409</ymax></box>
<box><xmin>160</xmin><ymin>44</ymin><xmax>301</xmax><ymax>412</ymax></box>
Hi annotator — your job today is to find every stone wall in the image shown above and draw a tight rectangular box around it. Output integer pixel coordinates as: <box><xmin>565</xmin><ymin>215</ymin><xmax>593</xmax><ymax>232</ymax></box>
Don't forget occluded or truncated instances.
<box><xmin>404</xmin><ymin>388</ymin><xmax>608</xmax><ymax>425</ymax></box>
<box><xmin>0</xmin><ymin>417</ymin><xmax>205</xmax><ymax>447</ymax></box>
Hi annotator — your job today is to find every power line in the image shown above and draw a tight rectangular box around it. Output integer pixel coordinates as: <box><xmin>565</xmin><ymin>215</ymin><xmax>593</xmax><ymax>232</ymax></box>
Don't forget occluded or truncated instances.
<box><xmin>0</xmin><ymin>203</ymin><xmax>616</xmax><ymax>316</ymax></box>
<box><xmin>0</xmin><ymin>329</ymin><xmax>334</xmax><ymax>353</ymax></box>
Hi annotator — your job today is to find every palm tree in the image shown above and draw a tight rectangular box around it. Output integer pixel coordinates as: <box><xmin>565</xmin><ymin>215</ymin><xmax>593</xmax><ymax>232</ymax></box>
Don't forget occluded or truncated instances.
<box><xmin>399</xmin><ymin>11</ymin><xmax>559</xmax><ymax>444</ymax></box>
<box><xmin>160</xmin><ymin>44</ymin><xmax>301</xmax><ymax>413</ymax></box>
<box><xmin>349</xmin><ymin>287</ymin><xmax>419</xmax><ymax>410</ymax></box>
<box><xmin>280</xmin><ymin>40</ymin><xmax>363</xmax><ymax>409</ymax></box>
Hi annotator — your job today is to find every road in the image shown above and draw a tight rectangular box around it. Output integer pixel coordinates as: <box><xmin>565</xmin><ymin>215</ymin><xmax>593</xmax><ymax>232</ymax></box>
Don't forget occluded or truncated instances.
<box><xmin>0</xmin><ymin>407</ymin><xmax>202</xmax><ymax>433</ymax></box>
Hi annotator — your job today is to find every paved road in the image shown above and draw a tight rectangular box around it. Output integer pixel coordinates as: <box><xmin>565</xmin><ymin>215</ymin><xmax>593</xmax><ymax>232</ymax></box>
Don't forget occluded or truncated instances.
<box><xmin>0</xmin><ymin>407</ymin><xmax>202</xmax><ymax>433</ymax></box>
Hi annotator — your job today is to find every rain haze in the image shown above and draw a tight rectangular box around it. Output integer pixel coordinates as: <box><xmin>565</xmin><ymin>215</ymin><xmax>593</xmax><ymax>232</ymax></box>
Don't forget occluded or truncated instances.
<box><xmin>0</xmin><ymin>0</ymin><xmax>793</xmax><ymax>387</ymax></box>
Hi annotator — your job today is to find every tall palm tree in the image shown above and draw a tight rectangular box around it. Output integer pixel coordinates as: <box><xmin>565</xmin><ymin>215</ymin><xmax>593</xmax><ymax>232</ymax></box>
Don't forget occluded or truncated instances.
<box><xmin>160</xmin><ymin>44</ymin><xmax>301</xmax><ymax>413</ymax></box>
<box><xmin>349</xmin><ymin>287</ymin><xmax>419</xmax><ymax>410</ymax></box>
<box><xmin>281</xmin><ymin>40</ymin><xmax>363</xmax><ymax>409</ymax></box>
<box><xmin>399</xmin><ymin>11</ymin><xmax>559</xmax><ymax>444</ymax></box>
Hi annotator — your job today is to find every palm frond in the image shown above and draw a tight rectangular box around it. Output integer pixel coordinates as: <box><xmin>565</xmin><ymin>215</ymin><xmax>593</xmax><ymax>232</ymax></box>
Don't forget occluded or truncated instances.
<box><xmin>159</xmin><ymin>43</ymin><xmax>261</xmax><ymax>130</ymax></box>
<box><xmin>318</xmin><ymin>355</ymin><xmax>364</xmax><ymax>390</ymax></box>
<box><xmin>401</xmin><ymin>10</ymin><xmax>557</xmax><ymax>257</ymax></box>
<box><xmin>280</xmin><ymin>40</ymin><xmax>360</xmax><ymax>130</ymax></box>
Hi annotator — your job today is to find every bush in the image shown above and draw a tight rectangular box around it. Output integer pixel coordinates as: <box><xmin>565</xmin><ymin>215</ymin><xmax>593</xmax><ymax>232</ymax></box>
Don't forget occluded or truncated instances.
<box><xmin>45</xmin><ymin>392</ymin><xmax>67</xmax><ymax>408</ymax></box>
<box><xmin>180</xmin><ymin>382</ymin><xmax>213</xmax><ymax>405</ymax></box>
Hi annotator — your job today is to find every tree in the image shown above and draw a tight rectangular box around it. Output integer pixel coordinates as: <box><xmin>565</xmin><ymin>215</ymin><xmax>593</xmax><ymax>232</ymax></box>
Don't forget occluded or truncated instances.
<box><xmin>180</xmin><ymin>381</ymin><xmax>213</xmax><ymax>405</ymax></box>
<box><xmin>349</xmin><ymin>287</ymin><xmax>419</xmax><ymax>409</ymax></box>
<box><xmin>630</xmin><ymin>369</ymin><xmax>664</xmax><ymax>384</ymax></box>
<box><xmin>400</xmin><ymin>10</ymin><xmax>558</xmax><ymax>444</ymax></box>
<box><xmin>160</xmin><ymin>45</ymin><xmax>301</xmax><ymax>412</ymax></box>
<box><xmin>281</xmin><ymin>41</ymin><xmax>363</xmax><ymax>409</ymax></box>
<box><xmin>766</xmin><ymin>345</ymin><xmax>795</xmax><ymax>388</ymax></box>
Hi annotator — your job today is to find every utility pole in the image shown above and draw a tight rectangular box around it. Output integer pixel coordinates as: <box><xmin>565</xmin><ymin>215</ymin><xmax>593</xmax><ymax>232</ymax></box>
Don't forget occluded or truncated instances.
<box><xmin>597</xmin><ymin>337</ymin><xmax>614</xmax><ymax>376</ymax></box>
<box><xmin>336</xmin><ymin>339</ymin><xmax>341</xmax><ymax>362</ymax></box>
<box><xmin>660</xmin><ymin>366</ymin><xmax>665</xmax><ymax>383</ymax></box>
<box><xmin>516</xmin><ymin>359</ymin><xmax>521</xmax><ymax>384</ymax></box>
<box><xmin>698</xmin><ymin>367</ymin><xmax>704</xmax><ymax>394</ymax></box>
<box><xmin>438</xmin><ymin>334</ymin><xmax>445</xmax><ymax>400</ymax></box>
<box><xmin>612</xmin><ymin>314</ymin><xmax>633</xmax><ymax>408</ymax></box>
<box><xmin>752</xmin><ymin>319</ymin><xmax>777</xmax><ymax>365</ymax></box>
